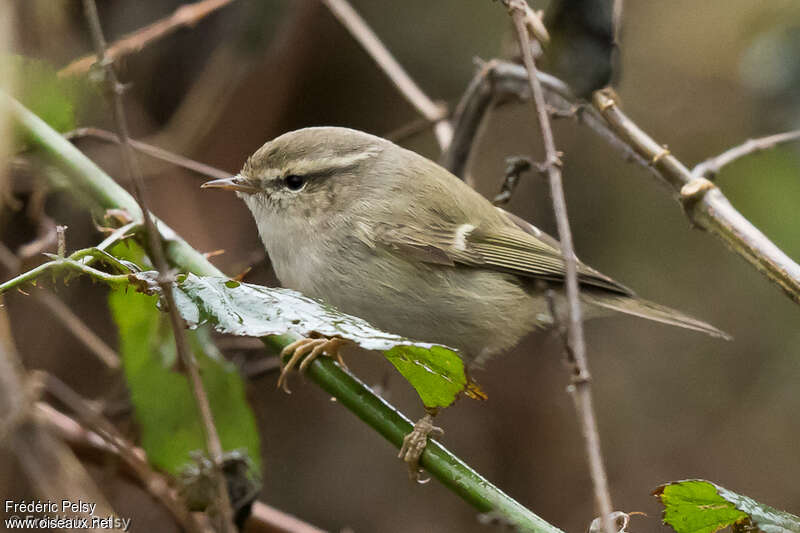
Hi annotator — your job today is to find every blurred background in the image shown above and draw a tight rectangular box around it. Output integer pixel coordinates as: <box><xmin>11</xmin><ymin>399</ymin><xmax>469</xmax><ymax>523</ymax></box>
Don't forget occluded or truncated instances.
<box><xmin>2</xmin><ymin>1</ymin><xmax>800</xmax><ymax>531</ymax></box>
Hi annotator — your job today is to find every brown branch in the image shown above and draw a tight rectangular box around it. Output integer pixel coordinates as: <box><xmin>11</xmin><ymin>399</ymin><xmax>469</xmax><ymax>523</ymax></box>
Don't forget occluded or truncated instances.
<box><xmin>60</xmin><ymin>0</ymin><xmax>237</xmax><ymax>77</ymax></box>
<box><xmin>80</xmin><ymin>1</ymin><xmax>235</xmax><ymax>530</ymax></box>
<box><xmin>65</xmin><ymin>127</ymin><xmax>232</xmax><ymax>180</ymax></box>
<box><xmin>692</xmin><ymin>129</ymin><xmax>800</xmax><ymax>180</ymax></box>
<box><xmin>593</xmin><ymin>91</ymin><xmax>800</xmax><ymax>305</ymax></box>
<box><xmin>320</xmin><ymin>0</ymin><xmax>453</xmax><ymax>150</ymax></box>
<box><xmin>502</xmin><ymin>2</ymin><xmax>614</xmax><ymax>532</ymax></box>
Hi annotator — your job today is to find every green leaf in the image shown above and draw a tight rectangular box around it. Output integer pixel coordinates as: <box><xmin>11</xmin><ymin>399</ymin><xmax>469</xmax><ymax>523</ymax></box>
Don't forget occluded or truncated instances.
<box><xmin>167</xmin><ymin>273</ymin><xmax>484</xmax><ymax>409</ymax></box>
<box><xmin>384</xmin><ymin>344</ymin><xmax>483</xmax><ymax>408</ymax></box>
<box><xmin>655</xmin><ymin>480</ymin><xmax>800</xmax><ymax>533</ymax></box>
<box><xmin>109</xmin><ymin>288</ymin><xmax>261</xmax><ymax>475</ymax></box>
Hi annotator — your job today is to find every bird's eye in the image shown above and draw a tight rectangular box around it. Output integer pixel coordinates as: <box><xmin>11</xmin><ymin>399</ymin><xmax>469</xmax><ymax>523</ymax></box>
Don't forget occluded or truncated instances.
<box><xmin>283</xmin><ymin>174</ymin><xmax>306</xmax><ymax>191</ymax></box>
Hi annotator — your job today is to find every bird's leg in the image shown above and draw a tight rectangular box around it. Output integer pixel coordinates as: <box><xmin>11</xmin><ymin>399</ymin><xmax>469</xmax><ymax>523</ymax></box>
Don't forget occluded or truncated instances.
<box><xmin>277</xmin><ymin>336</ymin><xmax>349</xmax><ymax>393</ymax></box>
<box><xmin>398</xmin><ymin>407</ymin><xmax>444</xmax><ymax>483</ymax></box>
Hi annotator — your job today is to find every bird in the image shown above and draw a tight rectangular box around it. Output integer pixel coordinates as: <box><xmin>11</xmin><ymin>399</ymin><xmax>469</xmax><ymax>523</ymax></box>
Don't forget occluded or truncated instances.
<box><xmin>202</xmin><ymin>126</ymin><xmax>728</xmax><ymax>479</ymax></box>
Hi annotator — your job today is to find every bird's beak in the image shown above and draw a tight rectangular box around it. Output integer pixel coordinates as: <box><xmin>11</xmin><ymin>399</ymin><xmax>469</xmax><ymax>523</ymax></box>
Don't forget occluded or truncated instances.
<box><xmin>201</xmin><ymin>175</ymin><xmax>260</xmax><ymax>194</ymax></box>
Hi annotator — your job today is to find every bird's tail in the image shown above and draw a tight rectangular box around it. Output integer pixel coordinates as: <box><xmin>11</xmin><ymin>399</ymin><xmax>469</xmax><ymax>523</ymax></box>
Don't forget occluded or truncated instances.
<box><xmin>585</xmin><ymin>294</ymin><xmax>732</xmax><ymax>340</ymax></box>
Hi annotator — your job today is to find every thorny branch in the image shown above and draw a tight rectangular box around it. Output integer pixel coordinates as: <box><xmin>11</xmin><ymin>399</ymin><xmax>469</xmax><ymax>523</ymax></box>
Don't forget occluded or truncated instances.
<box><xmin>80</xmin><ymin>1</ymin><xmax>236</xmax><ymax>530</ymax></box>
<box><xmin>60</xmin><ymin>0</ymin><xmax>237</xmax><ymax>77</ymax></box>
<box><xmin>320</xmin><ymin>0</ymin><xmax>453</xmax><ymax>150</ymax></box>
<box><xmin>501</xmin><ymin>2</ymin><xmax>615</xmax><ymax>533</ymax></box>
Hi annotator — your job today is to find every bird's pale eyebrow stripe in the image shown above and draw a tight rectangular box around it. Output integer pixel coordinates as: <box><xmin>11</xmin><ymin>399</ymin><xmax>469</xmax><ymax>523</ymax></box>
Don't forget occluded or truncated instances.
<box><xmin>453</xmin><ymin>223</ymin><xmax>475</xmax><ymax>251</ymax></box>
<box><xmin>288</xmin><ymin>149</ymin><xmax>381</xmax><ymax>176</ymax></box>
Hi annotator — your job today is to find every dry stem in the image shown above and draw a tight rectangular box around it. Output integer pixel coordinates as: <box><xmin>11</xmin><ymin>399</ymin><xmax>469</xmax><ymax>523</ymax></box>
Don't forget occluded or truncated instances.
<box><xmin>80</xmin><ymin>1</ymin><xmax>235</xmax><ymax>529</ymax></box>
<box><xmin>503</xmin><ymin>2</ymin><xmax>614</xmax><ymax>531</ymax></box>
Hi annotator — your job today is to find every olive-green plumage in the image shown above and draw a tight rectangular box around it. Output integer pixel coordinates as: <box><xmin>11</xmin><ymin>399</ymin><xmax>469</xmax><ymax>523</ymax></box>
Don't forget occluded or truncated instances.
<box><xmin>204</xmin><ymin>127</ymin><xmax>728</xmax><ymax>363</ymax></box>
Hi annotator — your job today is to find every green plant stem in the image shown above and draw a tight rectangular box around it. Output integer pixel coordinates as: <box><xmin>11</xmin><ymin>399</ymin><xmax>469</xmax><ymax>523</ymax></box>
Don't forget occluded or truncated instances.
<box><xmin>0</xmin><ymin>257</ymin><xmax>129</xmax><ymax>294</ymax></box>
<box><xmin>5</xmin><ymin>94</ymin><xmax>562</xmax><ymax>533</ymax></box>
<box><xmin>263</xmin><ymin>335</ymin><xmax>556</xmax><ymax>530</ymax></box>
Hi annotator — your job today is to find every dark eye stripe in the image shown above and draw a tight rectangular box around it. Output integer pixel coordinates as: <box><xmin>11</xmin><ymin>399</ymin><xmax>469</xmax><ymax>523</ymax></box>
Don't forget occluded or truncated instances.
<box><xmin>278</xmin><ymin>160</ymin><xmax>366</xmax><ymax>191</ymax></box>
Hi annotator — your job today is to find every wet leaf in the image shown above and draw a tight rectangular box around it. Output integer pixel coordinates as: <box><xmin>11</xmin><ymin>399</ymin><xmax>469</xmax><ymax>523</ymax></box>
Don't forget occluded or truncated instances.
<box><xmin>655</xmin><ymin>480</ymin><xmax>800</xmax><ymax>533</ymax></box>
<box><xmin>163</xmin><ymin>273</ymin><xmax>481</xmax><ymax>408</ymax></box>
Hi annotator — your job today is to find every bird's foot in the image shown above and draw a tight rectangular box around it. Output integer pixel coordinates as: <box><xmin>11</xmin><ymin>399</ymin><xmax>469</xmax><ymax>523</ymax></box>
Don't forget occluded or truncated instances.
<box><xmin>277</xmin><ymin>336</ymin><xmax>349</xmax><ymax>393</ymax></box>
<box><xmin>398</xmin><ymin>410</ymin><xmax>443</xmax><ymax>483</ymax></box>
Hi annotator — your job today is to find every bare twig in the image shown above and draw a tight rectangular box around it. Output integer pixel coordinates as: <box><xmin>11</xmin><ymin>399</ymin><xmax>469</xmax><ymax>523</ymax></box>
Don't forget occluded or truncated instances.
<box><xmin>502</xmin><ymin>2</ymin><xmax>614</xmax><ymax>532</ymax></box>
<box><xmin>65</xmin><ymin>127</ymin><xmax>232</xmax><ymax>180</ymax></box>
<box><xmin>60</xmin><ymin>0</ymin><xmax>237</xmax><ymax>77</ymax></box>
<box><xmin>593</xmin><ymin>90</ymin><xmax>800</xmax><ymax>305</ymax></box>
<box><xmin>320</xmin><ymin>0</ymin><xmax>453</xmax><ymax>150</ymax></box>
<box><xmin>80</xmin><ymin>1</ymin><xmax>235</xmax><ymax>530</ymax></box>
<box><xmin>692</xmin><ymin>129</ymin><xmax>800</xmax><ymax>180</ymax></box>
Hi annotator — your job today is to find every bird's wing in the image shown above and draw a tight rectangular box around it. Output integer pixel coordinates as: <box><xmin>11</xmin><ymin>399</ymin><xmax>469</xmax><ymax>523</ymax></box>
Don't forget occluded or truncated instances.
<box><xmin>373</xmin><ymin>217</ymin><xmax>633</xmax><ymax>295</ymax></box>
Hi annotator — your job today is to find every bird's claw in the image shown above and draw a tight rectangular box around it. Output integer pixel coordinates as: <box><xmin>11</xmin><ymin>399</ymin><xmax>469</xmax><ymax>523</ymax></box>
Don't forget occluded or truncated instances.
<box><xmin>277</xmin><ymin>337</ymin><xmax>348</xmax><ymax>393</ymax></box>
<box><xmin>398</xmin><ymin>412</ymin><xmax>444</xmax><ymax>483</ymax></box>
